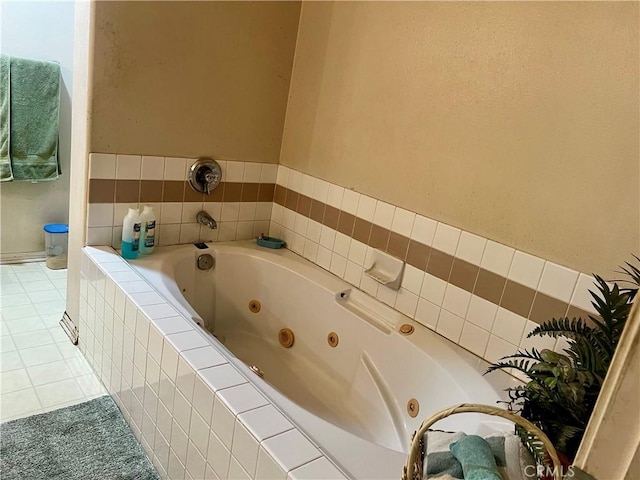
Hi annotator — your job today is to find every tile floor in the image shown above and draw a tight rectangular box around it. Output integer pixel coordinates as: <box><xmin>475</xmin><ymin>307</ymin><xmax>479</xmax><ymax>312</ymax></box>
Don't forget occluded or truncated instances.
<box><xmin>0</xmin><ymin>262</ymin><xmax>106</xmax><ymax>423</ymax></box>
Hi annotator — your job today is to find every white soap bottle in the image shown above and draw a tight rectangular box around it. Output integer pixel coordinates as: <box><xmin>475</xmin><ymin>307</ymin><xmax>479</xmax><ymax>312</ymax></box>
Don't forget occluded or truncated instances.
<box><xmin>139</xmin><ymin>205</ymin><xmax>156</xmax><ymax>255</ymax></box>
<box><xmin>121</xmin><ymin>208</ymin><xmax>141</xmax><ymax>259</ymax></box>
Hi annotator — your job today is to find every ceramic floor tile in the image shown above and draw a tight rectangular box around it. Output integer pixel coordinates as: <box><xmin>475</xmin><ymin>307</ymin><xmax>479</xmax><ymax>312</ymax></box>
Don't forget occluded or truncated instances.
<box><xmin>1</xmin><ymin>335</ymin><xmax>16</xmax><ymax>352</ymax></box>
<box><xmin>1</xmin><ymin>293</ymin><xmax>32</xmax><ymax>307</ymax></box>
<box><xmin>0</xmin><ymin>282</ymin><xmax>26</xmax><ymax>295</ymax></box>
<box><xmin>35</xmin><ymin>378</ymin><xmax>85</xmax><ymax>408</ymax></box>
<box><xmin>1</xmin><ymin>351</ymin><xmax>24</xmax><ymax>372</ymax></box>
<box><xmin>12</xmin><ymin>329</ymin><xmax>55</xmax><ymax>349</ymax></box>
<box><xmin>27</xmin><ymin>289</ymin><xmax>63</xmax><ymax>304</ymax></box>
<box><xmin>19</xmin><ymin>279</ymin><xmax>56</xmax><ymax>293</ymax></box>
<box><xmin>0</xmin><ymin>387</ymin><xmax>43</xmax><ymax>420</ymax></box>
<box><xmin>15</xmin><ymin>271</ymin><xmax>48</xmax><ymax>283</ymax></box>
<box><xmin>18</xmin><ymin>343</ymin><xmax>64</xmax><ymax>367</ymax></box>
<box><xmin>27</xmin><ymin>360</ymin><xmax>75</xmax><ymax>386</ymax></box>
<box><xmin>49</xmin><ymin>326</ymin><xmax>70</xmax><ymax>343</ymax></box>
<box><xmin>4</xmin><ymin>316</ymin><xmax>47</xmax><ymax>335</ymax></box>
<box><xmin>0</xmin><ymin>368</ymin><xmax>33</xmax><ymax>393</ymax></box>
<box><xmin>1</xmin><ymin>304</ymin><xmax>38</xmax><ymax>321</ymax></box>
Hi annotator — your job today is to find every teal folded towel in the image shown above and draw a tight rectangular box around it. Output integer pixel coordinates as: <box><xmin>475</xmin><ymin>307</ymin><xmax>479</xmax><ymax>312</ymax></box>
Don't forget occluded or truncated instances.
<box><xmin>0</xmin><ymin>54</ymin><xmax>10</xmax><ymax>181</ymax></box>
<box><xmin>8</xmin><ymin>55</ymin><xmax>60</xmax><ymax>182</ymax></box>
<box><xmin>450</xmin><ymin>435</ymin><xmax>503</xmax><ymax>480</ymax></box>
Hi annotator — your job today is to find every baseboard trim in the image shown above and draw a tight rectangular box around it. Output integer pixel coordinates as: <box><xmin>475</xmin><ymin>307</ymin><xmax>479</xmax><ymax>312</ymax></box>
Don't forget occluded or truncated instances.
<box><xmin>0</xmin><ymin>251</ymin><xmax>47</xmax><ymax>264</ymax></box>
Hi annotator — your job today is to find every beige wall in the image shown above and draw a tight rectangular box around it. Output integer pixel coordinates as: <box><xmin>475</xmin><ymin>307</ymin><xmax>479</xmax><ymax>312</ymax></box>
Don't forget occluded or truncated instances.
<box><xmin>91</xmin><ymin>1</ymin><xmax>301</xmax><ymax>163</ymax></box>
<box><xmin>280</xmin><ymin>1</ymin><xmax>639</xmax><ymax>274</ymax></box>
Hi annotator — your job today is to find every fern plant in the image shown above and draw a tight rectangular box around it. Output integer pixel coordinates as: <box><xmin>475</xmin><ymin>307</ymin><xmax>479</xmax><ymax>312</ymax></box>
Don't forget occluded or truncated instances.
<box><xmin>486</xmin><ymin>257</ymin><xmax>639</xmax><ymax>461</ymax></box>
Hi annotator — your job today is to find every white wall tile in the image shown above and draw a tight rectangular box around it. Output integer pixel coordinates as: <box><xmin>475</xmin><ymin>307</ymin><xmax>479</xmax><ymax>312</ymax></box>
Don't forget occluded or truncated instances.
<box><xmin>538</xmin><ymin>262</ymin><xmax>579</xmax><ymax>302</ymax></box>
<box><xmin>414</xmin><ymin>299</ymin><xmax>440</xmax><ymax>330</ymax></box>
<box><xmin>208</xmin><ymin>430</ymin><xmax>231</xmax><ymax>479</ymax></box>
<box><xmin>87</xmin><ymin>227</ymin><xmax>113</xmax><ymax>246</ymax></box>
<box><xmin>466</xmin><ymin>295</ymin><xmax>498</xmax><ymax>331</ymax></box>
<box><xmin>300</xmin><ymin>174</ymin><xmax>315</xmax><ymax>197</ymax></box>
<box><xmin>218</xmin><ymin>222</ymin><xmax>237</xmax><ymax>242</ymax></box>
<box><xmin>288</xmin><ymin>457</ymin><xmax>347</xmax><ymax>480</ymax></box>
<box><xmin>508</xmin><ymin>251</ymin><xmax>545</xmax><ymax>289</ymax></box>
<box><xmin>164</xmin><ymin>157</ymin><xmax>187</xmax><ymax>181</ymax></box>
<box><xmin>492</xmin><ymin>308</ymin><xmax>527</xmax><ymax>345</ymax></box>
<box><xmin>419</xmin><ymin>274</ymin><xmax>447</xmax><ymax>306</ymax></box>
<box><xmin>442</xmin><ymin>284</ymin><xmax>471</xmax><ymax>318</ymax></box>
<box><xmin>237</xmin><ymin>405</ymin><xmax>293</xmax><ymax>443</ymax></box>
<box><xmin>401</xmin><ymin>265</ymin><xmax>424</xmax><ymax>296</ymax></box>
<box><xmin>459</xmin><ymin>322</ymin><xmax>490</xmax><ymax>358</ymax></box>
<box><xmin>484</xmin><ymin>334</ymin><xmax>518</xmax><ymax>364</ymax></box>
<box><xmin>326</xmin><ymin>184</ymin><xmax>344</xmax><ymax>209</ymax></box>
<box><xmin>159</xmin><ymin>224</ymin><xmax>180</xmax><ymax>246</ymax></box>
<box><xmin>255</xmin><ymin>203</ymin><xmax>273</xmax><ymax>222</ymax></box>
<box><xmin>329</xmin><ymin>254</ymin><xmax>347</xmax><ymax>278</ymax></box>
<box><xmin>302</xmin><ymin>240</ymin><xmax>319</xmax><ymax>263</ymax></box>
<box><xmin>226</xmin><ymin>161</ymin><xmax>245</xmax><ymax>183</ymax></box>
<box><xmin>173</xmin><ymin>390</ymin><xmax>192</xmax><ymax>433</ymax></box>
<box><xmin>243</xmin><ymin>163</ymin><xmax>262</xmax><ymax>183</ymax></box>
<box><xmin>311</xmin><ymin>178</ymin><xmax>329</xmax><ymax>203</ymax></box>
<box><xmin>570</xmin><ymin>273</ymin><xmax>598</xmax><ymax>313</ymax></box>
<box><xmin>355</xmin><ymin>195</ymin><xmax>376</xmax><ymax>222</ymax></box>
<box><xmin>395</xmin><ymin>289</ymin><xmax>419</xmax><ymax>318</ymax></box>
<box><xmin>391</xmin><ymin>208</ymin><xmax>415</xmax><ymax>237</ymax></box>
<box><xmin>343</xmin><ymin>261</ymin><xmax>363</xmax><ymax>287</ymax></box>
<box><xmin>186</xmin><ymin>440</ymin><xmax>207</xmax><ymax>479</ymax></box>
<box><xmin>89</xmin><ymin>153</ymin><xmax>116</xmax><ymax>179</ymax></box>
<box><xmin>260</xmin><ymin>164</ymin><xmax>278</xmax><ymax>184</ymax></box>
<box><xmin>410</xmin><ymin>215</ymin><xmax>437</xmax><ymax>245</ymax></box>
<box><xmin>372</xmin><ymin>201</ymin><xmax>395</xmax><ymax>228</ymax></box>
<box><xmin>201</xmin><ymin>364</ymin><xmax>246</xmax><ymax>392</ymax></box>
<box><xmin>160</xmin><ymin>203</ymin><xmax>182</xmax><ymax>225</ymax></box>
<box><xmin>256</xmin><ymin>447</ymin><xmax>287</xmax><ymax>480</ymax></box>
<box><xmin>192</xmin><ymin>375</ymin><xmax>215</xmax><ymax>424</ymax></box>
<box><xmin>275</xmin><ymin>165</ymin><xmax>289</xmax><ymax>187</ymax></box>
<box><xmin>116</xmin><ymin>155</ymin><xmax>142</xmax><ymax>180</ymax></box>
<box><xmin>87</xmin><ymin>204</ymin><xmax>114</xmax><ymax>228</ymax></box>
<box><xmin>182</xmin><ymin>346</ymin><xmax>226</xmax><ymax>371</ymax></box>
<box><xmin>432</xmin><ymin>223</ymin><xmax>461</xmax><ymax>256</ymax></box>
<box><xmin>189</xmin><ymin>411</ymin><xmax>211</xmax><ymax>458</ymax></box>
<box><xmin>221</xmin><ymin>202</ymin><xmax>240</xmax><ymax>222</ymax></box>
<box><xmin>341</xmin><ymin>189</ymin><xmax>360</xmax><ymax>215</ymax></box>
<box><xmin>480</xmin><ymin>241</ymin><xmax>515</xmax><ymax>276</ymax></box>
<box><xmin>211</xmin><ymin>398</ymin><xmax>236</xmax><ymax>449</ymax></box>
<box><xmin>232</xmin><ymin>422</ymin><xmax>260</xmax><ymax>477</ymax></box>
<box><xmin>436</xmin><ymin>310</ymin><xmax>464</xmax><ymax>343</ymax></box>
<box><xmin>287</xmin><ymin>170</ymin><xmax>302</xmax><ymax>193</ymax></box>
<box><xmin>141</xmin><ymin>156</ymin><xmax>165</xmax><ymax>180</ymax></box>
<box><xmin>455</xmin><ymin>232</ymin><xmax>487</xmax><ymax>266</ymax></box>
<box><xmin>216</xmin><ymin>383</ymin><xmax>268</xmax><ymax>416</ymax></box>
<box><xmin>261</xmin><ymin>430</ymin><xmax>321</xmax><ymax>473</ymax></box>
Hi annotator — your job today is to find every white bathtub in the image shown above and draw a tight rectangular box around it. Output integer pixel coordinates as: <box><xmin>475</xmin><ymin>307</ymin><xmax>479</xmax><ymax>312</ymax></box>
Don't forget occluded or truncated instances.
<box><xmin>130</xmin><ymin>240</ymin><xmax>513</xmax><ymax>479</ymax></box>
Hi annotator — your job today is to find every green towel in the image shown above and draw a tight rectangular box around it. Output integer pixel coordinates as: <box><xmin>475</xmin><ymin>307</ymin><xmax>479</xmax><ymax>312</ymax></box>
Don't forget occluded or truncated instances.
<box><xmin>450</xmin><ymin>435</ymin><xmax>503</xmax><ymax>480</ymax></box>
<box><xmin>8</xmin><ymin>56</ymin><xmax>60</xmax><ymax>182</ymax></box>
<box><xmin>0</xmin><ymin>54</ymin><xmax>11</xmax><ymax>181</ymax></box>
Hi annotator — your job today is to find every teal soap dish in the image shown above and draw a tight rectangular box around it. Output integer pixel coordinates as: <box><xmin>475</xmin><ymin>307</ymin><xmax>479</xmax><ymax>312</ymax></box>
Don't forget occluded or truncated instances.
<box><xmin>257</xmin><ymin>234</ymin><xmax>285</xmax><ymax>249</ymax></box>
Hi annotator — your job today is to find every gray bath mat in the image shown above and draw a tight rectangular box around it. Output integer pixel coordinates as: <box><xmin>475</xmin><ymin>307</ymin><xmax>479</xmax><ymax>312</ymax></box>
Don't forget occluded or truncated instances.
<box><xmin>0</xmin><ymin>395</ymin><xmax>159</xmax><ymax>480</ymax></box>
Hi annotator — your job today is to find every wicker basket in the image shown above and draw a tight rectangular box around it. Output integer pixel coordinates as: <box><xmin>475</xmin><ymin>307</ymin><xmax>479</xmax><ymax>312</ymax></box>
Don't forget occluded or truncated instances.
<box><xmin>402</xmin><ymin>403</ymin><xmax>562</xmax><ymax>480</ymax></box>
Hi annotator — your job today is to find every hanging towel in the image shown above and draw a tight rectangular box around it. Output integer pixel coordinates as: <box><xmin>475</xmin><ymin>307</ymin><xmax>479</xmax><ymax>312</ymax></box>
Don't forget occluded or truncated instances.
<box><xmin>9</xmin><ymin>56</ymin><xmax>60</xmax><ymax>182</ymax></box>
<box><xmin>0</xmin><ymin>55</ymin><xmax>11</xmax><ymax>181</ymax></box>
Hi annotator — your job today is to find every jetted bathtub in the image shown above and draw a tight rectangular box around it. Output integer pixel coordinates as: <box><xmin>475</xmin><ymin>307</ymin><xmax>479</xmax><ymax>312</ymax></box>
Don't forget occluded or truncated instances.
<box><xmin>130</xmin><ymin>240</ymin><xmax>513</xmax><ymax>479</ymax></box>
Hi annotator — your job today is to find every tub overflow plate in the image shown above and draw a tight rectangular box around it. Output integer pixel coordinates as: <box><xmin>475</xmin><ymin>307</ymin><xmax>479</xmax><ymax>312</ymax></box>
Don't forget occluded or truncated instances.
<box><xmin>197</xmin><ymin>254</ymin><xmax>214</xmax><ymax>270</ymax></box>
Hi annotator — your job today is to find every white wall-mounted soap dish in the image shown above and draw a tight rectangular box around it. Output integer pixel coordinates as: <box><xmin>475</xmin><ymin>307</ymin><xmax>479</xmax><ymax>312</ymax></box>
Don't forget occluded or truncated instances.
<box><xmin>364</xmin><ymin>248</ymin><xmax>405</xmax><ymax>290</ymax></box>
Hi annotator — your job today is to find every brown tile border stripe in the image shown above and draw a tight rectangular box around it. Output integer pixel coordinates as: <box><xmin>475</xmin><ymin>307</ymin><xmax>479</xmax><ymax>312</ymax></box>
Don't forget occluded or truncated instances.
<box><xmin>89</xmin><ymin>180</ymin><xmax>276</xmax><ymax>205</ymax></box>
<box><xmin>274</xmin><ymin>185</ymin><xmax>593</xmax><ymax>325</ymax></box>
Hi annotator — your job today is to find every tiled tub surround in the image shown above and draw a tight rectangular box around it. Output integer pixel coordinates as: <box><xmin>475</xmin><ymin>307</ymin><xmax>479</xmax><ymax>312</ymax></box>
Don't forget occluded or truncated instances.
<box><xmin>268</xmin><ymin>166</ymin><xmax>598</xmax><ymax>365</ymax></box>
<box><xmin>80</xmin><ymin>243</ymin><xmax>517</xmax><ymax>480</ymax></box>
<box><xmin>79</xmin><ymin>246</ymin><xmax>348</xmax><ymax>480</ymax></box>
<box><xmin>86</xmin><ymin>154</ymin><xmax>276</xmax><ymax>248</ymax></box>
